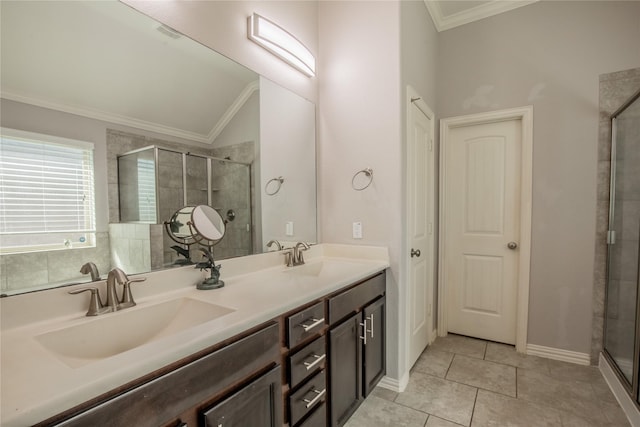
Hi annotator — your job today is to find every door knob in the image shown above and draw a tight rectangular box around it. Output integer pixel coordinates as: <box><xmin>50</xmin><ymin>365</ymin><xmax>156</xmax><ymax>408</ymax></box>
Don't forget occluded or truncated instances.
<box><xmin>507</xmin><ymin>242</ymin><xmax>518</xmax><ymax>250</ymax></box>
<box><xmin>411</xmin><ymin>248</ymin><xmax>421</xmax><ymax>257</ymax></box>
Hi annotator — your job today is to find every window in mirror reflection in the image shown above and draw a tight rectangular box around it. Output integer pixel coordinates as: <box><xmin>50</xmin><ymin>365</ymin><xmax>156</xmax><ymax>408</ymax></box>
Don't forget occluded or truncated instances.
<box><xmin>136</xmin><ymin>158</ymin><xmax>156</xmax><ymax>223</ymax></box>
<box><xmin>0</xmin><ymin>128</ymin><xmax>96</xmax><ymax>254</ymax></box>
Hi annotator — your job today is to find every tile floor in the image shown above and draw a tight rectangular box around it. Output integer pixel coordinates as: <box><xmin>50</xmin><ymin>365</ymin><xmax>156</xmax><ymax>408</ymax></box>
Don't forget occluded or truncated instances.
<box><xmin>345</xmin><ymin>334</ymin><xmax>631</xmax><ymax>427</ymax></box>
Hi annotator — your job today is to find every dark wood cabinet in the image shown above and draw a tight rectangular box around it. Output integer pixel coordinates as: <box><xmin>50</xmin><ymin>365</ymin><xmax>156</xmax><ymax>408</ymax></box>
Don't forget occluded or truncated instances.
<box><xmin>363</xmin><ymin>296</ymin><xmax>385</xmax><ymax>397</ymax></box>
<box><xmin>329</xmin><ymin>313</ymin><xmax>362</xmax><ymax>427</ymax></box>
<box><xmin>46</xmin><ymin>323</ymin><xmax>280</xmax><ymax>427</ymax></box>
<box><xmin>328</xmin><ymin>273</ymin><xmax>386</xmax><ymax>427</ymax></box>
<box><xmin>200</xmin><ymin>366</ymin><xmax>282</xmax><ymax>427</ymax></box>
<box><xmin>39</xmin><ymin>270</ymin><xmax>386</xmax><ymax>427</ymax></box>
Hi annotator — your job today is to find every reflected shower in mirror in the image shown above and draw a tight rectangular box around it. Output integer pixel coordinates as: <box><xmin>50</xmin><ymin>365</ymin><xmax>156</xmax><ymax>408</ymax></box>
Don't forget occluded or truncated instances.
<box><xmin>0</xmin><ymin>1</ymin><xmax>316</xmax><ymax>295</ymax></box>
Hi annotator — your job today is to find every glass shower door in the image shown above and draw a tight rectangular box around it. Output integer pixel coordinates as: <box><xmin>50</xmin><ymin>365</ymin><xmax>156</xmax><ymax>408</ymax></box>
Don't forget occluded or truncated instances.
<box><xmin>604</xmin><ymin>92</ymin><xmax>640</xmax><ymax>387</ymax></box>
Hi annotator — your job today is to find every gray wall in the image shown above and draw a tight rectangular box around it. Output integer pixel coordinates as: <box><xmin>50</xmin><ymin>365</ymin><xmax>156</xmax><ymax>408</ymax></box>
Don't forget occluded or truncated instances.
<box><xmin>436</xmin><ymin>1</ymin><xmax>640</xmax><ymax>354</ymax></box>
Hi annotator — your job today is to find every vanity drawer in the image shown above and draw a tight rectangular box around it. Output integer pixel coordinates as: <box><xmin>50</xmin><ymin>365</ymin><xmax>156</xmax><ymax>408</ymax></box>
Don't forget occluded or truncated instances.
<box><xmin>298</xmin><ymin>402</ymin><xmax>326</xmax><ymax>427</ymax></box>
<box><xmin>287</xmin><ymin>301</ymin><xmax>325</xmax><ymax>349</ymax></box>
<box><xmin>328</xmin><ymin>272</ymin><xmax>385</xmax><ymax>325</ymax></box>
<box><xmin>289</xmin><ymin>370</ymin><xmax>327</xmax><ymax>426</ymax></box>
<box><xmin>288</xmin><ymin>336</ymin><xmax>326</xmax><ymax>389</ymax></box>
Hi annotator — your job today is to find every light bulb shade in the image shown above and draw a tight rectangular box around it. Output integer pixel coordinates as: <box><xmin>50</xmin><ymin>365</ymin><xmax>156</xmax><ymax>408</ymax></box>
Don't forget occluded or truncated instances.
<box><xmin>248</xmin><ymin>13</ymin><xmax>315</xmax><ymax>77</ymax></box>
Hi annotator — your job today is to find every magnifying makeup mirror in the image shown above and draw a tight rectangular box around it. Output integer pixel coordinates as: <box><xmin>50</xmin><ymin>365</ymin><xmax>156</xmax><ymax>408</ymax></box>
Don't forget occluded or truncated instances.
<box><xmin>164</xmin><ymin>205</ymin><xmax>227</xmax><ymax>290</ymax></box>
<box><xmin>164</xmin><ymin>205</ymin><xmax>226</xmax><ymax>247</ymax></box>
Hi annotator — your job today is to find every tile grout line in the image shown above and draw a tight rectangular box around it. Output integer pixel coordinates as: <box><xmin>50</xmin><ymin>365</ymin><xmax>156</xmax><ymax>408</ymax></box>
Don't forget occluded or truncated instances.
<box><xmin>469</xmin><ymin>387</ymin><xmax>479</xmax><ymax>427</ymax></box>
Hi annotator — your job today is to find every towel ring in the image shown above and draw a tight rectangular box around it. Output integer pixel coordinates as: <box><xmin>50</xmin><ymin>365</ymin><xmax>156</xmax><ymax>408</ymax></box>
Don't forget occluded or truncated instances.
<box><xmin>265</xmin><ymin>176</ymin><xmax>284</xmax><ymax>195</ymax></box>
<box><xmin>352</xmin><ymin>168</ymin><xmax>373</xmax><ymax>191</ymax></box>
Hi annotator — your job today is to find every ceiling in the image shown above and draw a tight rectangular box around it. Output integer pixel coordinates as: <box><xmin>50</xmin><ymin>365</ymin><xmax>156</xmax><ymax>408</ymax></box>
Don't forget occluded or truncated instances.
<box><xmin>424</xmin><ymin>0</ymin><xmax>539</xmax><ymax>32</ymax></box>
<box><xmin>0</xmin><ymin>1</ymin><xmax>258</xmax><ymax>144</ymax></box>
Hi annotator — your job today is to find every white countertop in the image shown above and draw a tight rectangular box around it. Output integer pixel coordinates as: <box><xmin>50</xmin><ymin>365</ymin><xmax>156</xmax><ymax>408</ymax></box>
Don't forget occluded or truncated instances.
<box><xmin>0</xmin><ymin>244</ymin><xmax>389</xmax><ymax>426</ymax></box>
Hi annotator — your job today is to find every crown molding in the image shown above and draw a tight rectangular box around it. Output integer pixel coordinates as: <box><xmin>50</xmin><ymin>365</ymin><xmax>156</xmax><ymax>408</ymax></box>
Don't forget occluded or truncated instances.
<box><xmin>2</xmin><ymin>81</ymin><xmax>260</xmax><ymax>145</ymax></box>
<box><xmin>424</xmin><ymin>0</ymin><xmax>538</xmax><ymax>32</ymax></box>
<box><xmin>1</xmin><ymin>91</ymin><xmax>210</xmax><ymax>143</ymax></box>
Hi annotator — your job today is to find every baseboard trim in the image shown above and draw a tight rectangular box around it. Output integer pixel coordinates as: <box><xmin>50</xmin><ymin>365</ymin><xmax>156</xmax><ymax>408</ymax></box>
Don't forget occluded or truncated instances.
<box><xmin>526</xmin><ymin>344</ymin><xmax>590</xmax><ymax>365</ymax></box>
<box><xmin>599</xmin><ymin>353</ymin><xmax>640</xmax><ymax>427</ymax></box>
<box><xmin>377</xmin><ymin>372</ymin><xmax>410</xmax><ymax>393</ymax></box>
<box><xmin>430</xmin><ymin>329</ymin><xmax>437</xmax><ymax>345</ymax></box>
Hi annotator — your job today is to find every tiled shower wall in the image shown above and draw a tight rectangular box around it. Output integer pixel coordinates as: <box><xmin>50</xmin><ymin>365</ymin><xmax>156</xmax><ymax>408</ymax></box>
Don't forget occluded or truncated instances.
<box><xmin>0</xmin><ymin>232</ymin><xmax>111</xmax><ymax>294</ymax></box>
<box><xmin>592</xmin><ymin>67</ymin><xmax>640</xmax><ymax>364</ymax></box>
<box><xmin>211</xmin><ymin>142</ymin><xmax>255</xmax><ymax>259</ymax></box>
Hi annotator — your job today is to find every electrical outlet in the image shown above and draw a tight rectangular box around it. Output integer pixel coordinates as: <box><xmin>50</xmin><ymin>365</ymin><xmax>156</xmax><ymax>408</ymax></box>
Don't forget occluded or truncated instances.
<box><xmin>353</xmin><ymin>221</ymin><xmax>362</xmax><ymax>239</ymax></box>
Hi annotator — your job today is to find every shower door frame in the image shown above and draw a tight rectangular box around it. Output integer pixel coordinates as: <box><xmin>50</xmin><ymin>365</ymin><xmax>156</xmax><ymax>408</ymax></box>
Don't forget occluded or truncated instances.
<box><xmin>603</xmin><ymin>87</ymin><xmax>640</xmax><ymax>403</ymax></box>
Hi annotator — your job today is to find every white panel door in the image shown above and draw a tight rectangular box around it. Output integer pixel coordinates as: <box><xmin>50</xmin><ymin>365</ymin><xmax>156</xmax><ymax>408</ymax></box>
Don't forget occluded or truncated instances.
<box><xmin>444</xmin><ymin>119</ymin><xmax>521</xmax><ymax>344</ymax></box>
<box><xmin>407</xmin><ymin>97</ymin><xmax>434</xmax><ymax>367</ymax></box>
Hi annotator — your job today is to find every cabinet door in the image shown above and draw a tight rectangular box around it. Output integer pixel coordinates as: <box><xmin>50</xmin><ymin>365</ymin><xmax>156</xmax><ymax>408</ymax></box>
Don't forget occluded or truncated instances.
<box><xmin>201</xmin><ymin>366</ymin><xmax>283</xmax><ymax>427</ymax></box>
<box><xmin>363</xmin><ymin>297</ymin><xmax>385</xmax><ymax>397</ymax></box>
<box><xmin>329</xmin><ymin>313</ymin><xmax>362</xmax><ymax>427</ymax></box>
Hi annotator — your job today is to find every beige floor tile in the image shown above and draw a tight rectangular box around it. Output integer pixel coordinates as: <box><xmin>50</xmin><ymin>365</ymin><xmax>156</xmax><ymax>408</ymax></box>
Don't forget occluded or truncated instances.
<box><xmin>591</xmin><ymin>374</ymin><xmax>619</xmax><ymax>404</ymax></box>
<box><xmin>546</xmin><ymin>358</ymin><xmax>604</xmax><ymax>383</ymax></box>
<box><xmin>427</xmin><ymin>415</ymin><xmax>465</xmax><ymax>426</ymax></box>
<box><xmin>344</xmin><ymin>395</ymin><xmax>428</xmax><ymax>427</ymax></box>
<box><xmin>396</xmin><ymin>372</ymin><xmax>477</xmax><ymax>426</ymax></box>
<box><xmin>471</xmin><ymin>389</ymin><xmax>563</xmax><ymax>427</ymax></box>
<box><xmin>370</xmin><ymin>385</ymin><xmax>398</xmax><ymax>402</ymax></box>
<box><xmin>446</xmin><ymin>354</ymin><xmax>516</xmax><ymax>397</ymax></box>
<box><xmin>484</xmin><ymin>342</ymin><xmax>550</xmax><ymax>374</ymax></box>
<box><xmin>560</xmin><ymin>408</ymin><xmax>630</xmax><ymax>427</ymax></box>
<box><xmin>602</xmin><ymin>401</ymin><xmax>632</xmax><ymax>426</ymax></box>
<box><xmin>517</xmin><ymin>369</ymin><xmax>607</xmax><ymax>423</ymax></box>
<box><xmin>413</xmin><ymin>348</ymin><xmax>454</xmax><ymax>378</ymax></box>
<box><xmin>428</xmin><ymin>334</ymin><xmax>487</xmax><ymax>359</ymax></box>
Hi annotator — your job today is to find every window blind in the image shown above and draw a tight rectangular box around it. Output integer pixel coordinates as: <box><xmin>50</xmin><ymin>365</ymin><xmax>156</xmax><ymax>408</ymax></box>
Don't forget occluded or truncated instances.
<box><xmin>0</xmin><ymin>128</ymin><xmax>96</xmax><ymax>253</ymax></box>
<box><xmin>137</xmin><ymin>158</ymin><xmax>157</xmax><ymax>223</ymax></box>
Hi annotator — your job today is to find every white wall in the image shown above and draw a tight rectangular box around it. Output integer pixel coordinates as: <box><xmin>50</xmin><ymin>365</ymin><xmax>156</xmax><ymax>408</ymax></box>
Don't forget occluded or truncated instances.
<box><xmin>318</xmin><ymin>1</ymin><xmax>403</xmax><ymax>380</ymax></box>
<box><xmin>260</xmin><ymin>77</ymin><xmax>317</xmax><ymax>247</ymax></box>
<box><xmin>437</xmin><ymin>1</ymin><xmax>640</xmax><ymax>354</ymax></box>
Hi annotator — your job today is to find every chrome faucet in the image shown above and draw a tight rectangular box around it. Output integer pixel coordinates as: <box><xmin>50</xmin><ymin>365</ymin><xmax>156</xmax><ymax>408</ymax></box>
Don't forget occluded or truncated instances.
<box><xmin>80</xmin><ymin>262</ymin><xmax>100</xmax><ymax>281</ymax></box>
<box><xmin>70</xmin><ymin>268</ymin><xmax>146</xmax><ymax>316</ymax></box>
<box><xmin>293</xmin><ymin>242</ymin><xmax>310</xmax><ymax>266</ymax></box>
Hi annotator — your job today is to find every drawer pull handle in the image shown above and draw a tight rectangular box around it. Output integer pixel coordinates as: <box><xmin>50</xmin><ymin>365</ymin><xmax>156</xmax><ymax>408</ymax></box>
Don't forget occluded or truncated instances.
<box><xmin>303</xmin><ymin>353</ymin><xmax>326</xmax><ymax>371</ymax></box>
<box><xmin>360</xmin><ymin>319</ymin><xmax>368</xmax><ymax>345</ymax></box>
<box><xmin>299</xmin><ymin>317</ymin><xmax>325</xmax><ymax>332</ymax></box>
<box><xmin>303</xmin><ymin>388</ymin><xmax>326</xmax><ymax>408</ymax></box>
<box><xmin>367</xmin><ymin>313</ymin><xmax>374</xmax><ymax>338</ymax></box>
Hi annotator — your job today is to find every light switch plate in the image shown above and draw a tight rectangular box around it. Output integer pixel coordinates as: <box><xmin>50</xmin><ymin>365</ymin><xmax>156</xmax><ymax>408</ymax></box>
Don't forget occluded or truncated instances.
<box><xmin>286</xmin><ymin>221</ymin><xmax>294</xmax><ymax>236</ymax></box>
<box><xmin>353</xmin><ymin>221</ymin><xmax>362</xmax><ymax>239</ymax></box>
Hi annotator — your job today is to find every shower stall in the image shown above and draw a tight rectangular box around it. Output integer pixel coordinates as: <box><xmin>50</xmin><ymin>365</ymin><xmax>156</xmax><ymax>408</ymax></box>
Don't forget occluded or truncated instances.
<box><xmin>117</xmin><ymin>146</ymin><xmax>253</xmax><ymax>264</ymax></box>
<box><xmin>603</xmin><ymin>88</ymin><xmax>640</xmax><ymax>400</ymax></box>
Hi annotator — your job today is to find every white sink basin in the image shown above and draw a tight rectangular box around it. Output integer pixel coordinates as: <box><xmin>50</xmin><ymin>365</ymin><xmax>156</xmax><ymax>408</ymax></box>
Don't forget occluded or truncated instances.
<box><xmin>284</xmin><ymin>259</ymin><xmax>365</xmax><ymax>278</ymax></box>
<box><xmin>35</xmin><ymin>298</ymin><xmax>235</xmax><ymax>368</ymax></box>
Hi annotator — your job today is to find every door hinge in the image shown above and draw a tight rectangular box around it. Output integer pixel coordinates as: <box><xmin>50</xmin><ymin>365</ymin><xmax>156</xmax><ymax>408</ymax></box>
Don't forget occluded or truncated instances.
<box><xmin>607</xmin><ymin>230</ymin><xmax>616</xmax><ymax>245</ymax></box>
<box><xmin>428</xmin><ymin>222</ymin><xmax>433</xmax><ymax>235</ymax></box>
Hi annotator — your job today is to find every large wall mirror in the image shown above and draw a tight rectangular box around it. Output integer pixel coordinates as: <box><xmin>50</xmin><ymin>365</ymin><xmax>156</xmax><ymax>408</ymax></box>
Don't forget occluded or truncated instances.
<box><xmin>0</xmin><ymin>1</ymin><xmax>317</xmax><ymax>295</ymax></box>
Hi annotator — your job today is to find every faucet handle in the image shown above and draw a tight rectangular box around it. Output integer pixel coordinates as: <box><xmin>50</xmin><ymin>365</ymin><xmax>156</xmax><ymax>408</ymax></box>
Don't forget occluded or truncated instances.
<box><xmin>119</xmin><ymin>277</ymin><xmax>146</xmax><ymax>309</ymax></box>
<box><xmin>69</xmin><ymin>287</ymin><xmax>109</xmax><ymax>316</ymax></box>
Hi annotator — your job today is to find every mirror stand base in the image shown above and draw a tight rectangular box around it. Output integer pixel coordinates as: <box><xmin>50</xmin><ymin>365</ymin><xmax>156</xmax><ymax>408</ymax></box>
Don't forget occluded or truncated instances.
<box><xmin>197</xmin><ymin>279</ymin><xmax>225</xmax><ymax>290</ymax></box>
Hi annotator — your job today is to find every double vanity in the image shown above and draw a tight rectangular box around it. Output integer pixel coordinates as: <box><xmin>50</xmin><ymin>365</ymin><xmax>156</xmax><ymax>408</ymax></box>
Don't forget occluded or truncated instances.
<box><xmin>1</xmin><ymin>244</ymin><xmax>389</xmax><ymax>427</ymax></box>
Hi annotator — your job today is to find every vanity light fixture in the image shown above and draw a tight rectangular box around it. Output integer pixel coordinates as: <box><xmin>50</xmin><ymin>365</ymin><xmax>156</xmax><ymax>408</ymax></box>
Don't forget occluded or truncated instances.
<box><xmin>247</xmin><ymin>13</ymin><xmax>315</xmax><ymax>77</ymax></box>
